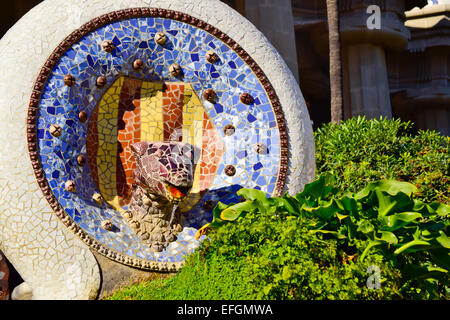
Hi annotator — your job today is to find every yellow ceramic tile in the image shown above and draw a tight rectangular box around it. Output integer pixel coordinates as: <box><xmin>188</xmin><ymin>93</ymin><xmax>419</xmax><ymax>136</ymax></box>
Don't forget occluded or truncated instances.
<box><xmin>140</xmin><ymin>82</ymin><xmax>164</xmax><ymax>142</ymax></box>
<box><xmin>179</xmin><ymin>84</ymin><xmax>204</xmax><ymax>212</ymax></box>
<box><xmin>96</xmin><ymin>76</ymin><xmax>124</xmax><ymax>211</ymax></box>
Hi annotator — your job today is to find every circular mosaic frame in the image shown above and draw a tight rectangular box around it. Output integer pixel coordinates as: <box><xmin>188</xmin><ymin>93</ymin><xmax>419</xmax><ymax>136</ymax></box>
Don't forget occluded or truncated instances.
<box><xmin>27</xmin><ymin>7</ymin><xmax>289</xmax><ymax>271</ymax></box>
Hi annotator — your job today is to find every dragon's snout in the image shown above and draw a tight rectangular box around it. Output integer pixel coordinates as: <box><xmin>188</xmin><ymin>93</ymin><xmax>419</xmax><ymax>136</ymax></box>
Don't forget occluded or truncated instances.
<box><xmin>131</xmin><ymin>141</ymin><xmax>197</xmax><ymax>203</ymax></box>
<box><xmin>165</xmin><ymin>172</ymin><xmax>193</xmax><ymax>202</ymax></box>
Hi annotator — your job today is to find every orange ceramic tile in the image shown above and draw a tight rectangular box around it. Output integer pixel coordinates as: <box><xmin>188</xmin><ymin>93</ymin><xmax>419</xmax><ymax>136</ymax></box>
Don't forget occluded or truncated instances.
<box><xmin>117</xmin><ymin>78</ymin><xmax>142</xmax><ymax>206</ymax></box>
<box><xmin>199</xmin><ymin>111</ymin><xmax>223</xmax><ymax>191</ymax></box>
<box><xmin>162</xmin><ymin>84</ymin><xmax>184</xmax><ymax>141</ymax></box>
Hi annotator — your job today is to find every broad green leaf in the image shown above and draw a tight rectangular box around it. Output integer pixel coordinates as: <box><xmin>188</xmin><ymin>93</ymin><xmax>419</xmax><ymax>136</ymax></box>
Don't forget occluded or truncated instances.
<box><xmin>380</xmin><ymin>212</ymin><xmax>422</xmax><ymax>231</ymax></box>
<box><xmin>413</xmin><ymin>200</ymin><xmax>450</xmax><ymax>217</ymax></box>
<box><xmin>372</xmin><ymin>190</ymin><xmax>414</xmax><ymax>218</ymax></box>
<box><xmin>419</xmin><ymin>228</ymin><xmax>444</xmax><ymax>242</ymax></box>
<box><xmin>375</xmin><ymin>189</ymin><xmax>398</xmax><ymax>217</ymax></box>
<box><xmin>278</xmin><ymin>195</ymin><xmax>301</xmax><ymax>215</ymax></box>
<box><xmin>302</xmin><ymin>175</ymin><xmax>326</xmax><ymax>199</ymax></box>
<box><xmin>302</xmin><ymin>198</ymin><xmax>338</xmax><ymax>221</ymax></box>
<box><xmin>213</xmin><ymin>201</ymin><xmax>232</xmax><ymax>220</ymax></box>
<box><xmin>237</xmin><ymin>189</ymin><xmax>278</xmax><ymax>214</ymax></box>
<box><xmin>376</xmin><ymin>231</ymin><xmax>398</xmax><ymax>245</ymax></box>
<box><xmin>296</xmin><ymin>175</ymin><xmax>332</xmax><ymax>201</ymax></box>
<box><xmin>336</xmin><ymin>212</ymin><xmax>348</xmax><ymax>223</ymax></box>
<box><xmin>220</xmin><ymin>201</ymin><xmax>256</xmax><ymax>221</ymax></box>
<box><xmin>429</xmin><ymin>248</ymin><xmax>450</xmax><ymax>270</ymax></box>
<box><xmin>336</xmin><ymin>196</ymin><xmax>359</xmax><ymax>216</ymax></box>
<box><xmin>342</xmin><ymin>221</ymin><xmax>358</xmax><ymax>242</ymax></box>
<box><xmin>412</xmin><ymin>200</ymin><xmax>427</xmax><ymax>213</ymax></box>
<box><xmin>436</xmin><ymin>231</ymin><xmax>450</xmax><ymax>249</ymax></box>
<box><xmin>426</xmin><ymin>267</ymin><xmax>448</xmax><ymax>275</ymax></box>
<box><xmin>237</xmin><ymin>188</ymin><xmax>268</xmax><ymax>203</ymax></box>
<box><xmin>406</xmin><ymin>264</ymin><xmax>448</xmax><ymax>276</ymax></box>
<box><xmin>428</xmin><ymin>202</ymin><xmax>450</xmax><ymax>216</ymax></box>
<box><xmin>394</xmin><ymin>239</ymin><xmax>431</xmax><ymax>255</ymax></box>
<box><xmin>403</xmin><ymin>264</ymin><xmax>448</xmax><ymax>282</ymax></box>
<box><xmin>355</xmin><ymin>180</ymin><xmax>417</xmax><ymax>200</ymax></box>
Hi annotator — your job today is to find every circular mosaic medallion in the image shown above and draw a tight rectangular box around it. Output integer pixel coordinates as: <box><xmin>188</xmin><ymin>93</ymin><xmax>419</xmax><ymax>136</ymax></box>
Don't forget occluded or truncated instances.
<box><xmin>27</xmin><ymin>8</ymin><xmax>290</xmax><ymax>270</ymax></box>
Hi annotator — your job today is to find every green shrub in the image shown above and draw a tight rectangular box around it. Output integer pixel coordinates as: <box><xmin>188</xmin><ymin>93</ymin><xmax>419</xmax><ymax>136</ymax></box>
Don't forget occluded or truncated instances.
<box><xmin>314</xmin><ymin>116</ymin><xmax>449</xmax><ymax>204</ymax></box>
<box><xmin>195</xmin><ymin>208</ymin><xmax>403</xmax><ymax>300</ymax></box>
<box><xmin>107</xmin><ymin>117</ymin><xmax>449</xmax><ymax>300</ymax></box>
<box><xmin>107</xmin><ymin>208</ymin><xmax>403</xmax><ymax>300</ymax></box>
<box><xmin>196</xmin><ymin>178</ymin><xmax>449</xmax><ymax>299</ymax></box>
<box><xmin>108</xmin><ymin>178</ymin><xmax>449</xmax><ymax>300</ymax></box>
<box><xmin>105</xmin><ymin>252</ymin><xmax>258</xmax><ymax>300</ymax></box>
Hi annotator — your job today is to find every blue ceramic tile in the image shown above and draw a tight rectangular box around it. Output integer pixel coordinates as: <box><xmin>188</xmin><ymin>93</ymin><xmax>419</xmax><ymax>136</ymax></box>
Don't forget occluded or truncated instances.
<box><xmin>35</xmin><ymin>16</ymin><xmax>281</xmax><ymax>263</ymax></box>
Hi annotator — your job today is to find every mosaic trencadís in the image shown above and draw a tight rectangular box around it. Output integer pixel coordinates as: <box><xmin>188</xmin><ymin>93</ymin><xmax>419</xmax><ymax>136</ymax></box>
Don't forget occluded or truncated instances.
<box><xmin>32</xmin><ymin>11</ymin><xmax>285</xmax><ymax>268</ymax></box>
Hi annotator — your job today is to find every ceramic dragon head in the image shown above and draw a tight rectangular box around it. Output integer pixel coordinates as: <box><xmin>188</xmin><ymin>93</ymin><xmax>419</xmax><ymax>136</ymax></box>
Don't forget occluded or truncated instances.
<box><xmin>130</xmin><ymin>141</ymin><xmax>196</xmax><ymax>203</ymax></box>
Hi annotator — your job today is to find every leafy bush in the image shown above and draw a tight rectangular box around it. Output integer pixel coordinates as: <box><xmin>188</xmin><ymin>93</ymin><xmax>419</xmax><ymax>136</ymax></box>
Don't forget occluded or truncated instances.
<box><xmin>195</xmin><ymin>208</ymin><xmax>403</xmax><ymax>300</ymax></box>
<box><xmin>108</xmin><ymin>178</ymin><xmax>449</xmax><ymax>300</ymax></box>
<box><xmin>315</xmin><ymin>116</ymin><xmax>449</xmax><ymax>204</ymax></box>
<box><xmin>196</xmin><ymin>178</ymin><xmax>449</xmax><ymax>299</ymax></box>
<box><xmin>105</xmin><ymin>252</ymin><xmax>259</xmax><ymax>300</ymax></box>
<box><xmin>107</xmin><ymin>204</ymin><xmax>403</xmax><ymax>300</ymax></box>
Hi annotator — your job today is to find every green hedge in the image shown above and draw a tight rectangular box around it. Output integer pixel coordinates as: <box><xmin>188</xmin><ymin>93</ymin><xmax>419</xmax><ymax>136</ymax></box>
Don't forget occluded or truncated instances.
<box><xmin>107</xmin><ymin>209</ymin><xmax>403</xmax><ymax>300</ymax></box>
<box><xmin>315</xmin><ymin>116</ymin><xmax>449</xmax><ymax>204</ymax></box>
<box><xmin>107</xmin><ymin>180</ymin><xmax>449</xmax><ymax>300</ymax></box>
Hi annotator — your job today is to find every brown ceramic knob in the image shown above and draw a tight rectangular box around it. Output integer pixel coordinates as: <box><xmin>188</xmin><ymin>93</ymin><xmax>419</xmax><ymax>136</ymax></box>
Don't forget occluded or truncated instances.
<box><xmin>133</xmin><ymin>59</ymin><xmax>144</xmax><ymax>71</ymax></box>
<box><xmin>96</xmin><ymin>76</ymin><xmax>107</xmax><ymax>88</ymax></box>
<box><xmin>203</xmin><ymin>89</ymin><xmax>217</xmax><ymax>103</ymax></box>
<box><xmin>224</xmin><ymin>165</ymin><xmax>236</xmax><ymax>177</ymax></box>
<box><xmin>223</xmin><ymin>124</ymin><xmax>235</xmax><ymax>136</ymax></box>
<box><xmin>169</xmin><ymin>63</ymin><xmax>182</xmax><ymax>77</ymax></box>
<box><xmin>240</xmin><ymin>92</ymin><xmax>254</xmax><ymax>105</ymax></box>
<box><xmin>65</xmin><ymin>180</ymin><xmax>76</xmax><ymax>193</ymax></box>
<box><xmin>92</xmin><ymin>193</ymin><xmax>103</xmax><ymax>204</ymax></box>
<box><xmin>78</xmin><ymin>111</ymin><xmax>88</xmax><ymax>123</ymax></box>
<box><xmin>155</xmin><ymin>32</ymin><xmax>167</xmax><ymax>45</ymax></box>
<box><xmin>76</xmin><ymin>154</ymin><xmax>86</xmax><ymax>166</ymax></box>
<box><xmin>102</xmin><ymin>40</ymin><xmax>115</xmax><ymax>53</ymax></box>
<box><xmin>63</xmin><ymin>74</ymin><xmax>75</xmax><ymax>87</ymax></box>
<box><xmin>205</xmin><ymin>50</ymin><xmax>218</xmax><ymax>63</ymax></box>
<box><xmin>49</xmin><ymin>124</ymin><xmax>62</xmax><ymax>137</ymax></box>
<box><xmin>101</xmin><ymin>220</ymin><xmax>113</xmax><ymax>231</ymax></box>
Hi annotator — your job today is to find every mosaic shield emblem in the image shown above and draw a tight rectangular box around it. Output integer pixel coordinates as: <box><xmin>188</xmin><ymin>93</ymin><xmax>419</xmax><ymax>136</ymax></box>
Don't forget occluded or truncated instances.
<box><xmin>87</xmin><ymin>78</ymin><xmax>223</xmax><ymax>212</ymax></box>
<box><xmin>28</xmin><ymin>8</ymin><xmax>290</xmax><ymax>270</ymax></box>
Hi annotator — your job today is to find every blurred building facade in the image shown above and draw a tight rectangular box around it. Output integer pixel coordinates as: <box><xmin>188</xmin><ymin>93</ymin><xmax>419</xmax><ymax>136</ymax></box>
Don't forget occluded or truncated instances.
<box><xmin>227</xmin><ymin>0</ymin><xmax>449</xmax><ymax>135</ymax></box>
<box><xmin>1</xmin><ymin>0</ymin><xmax>448</xmax><ymax>135</ymax></box>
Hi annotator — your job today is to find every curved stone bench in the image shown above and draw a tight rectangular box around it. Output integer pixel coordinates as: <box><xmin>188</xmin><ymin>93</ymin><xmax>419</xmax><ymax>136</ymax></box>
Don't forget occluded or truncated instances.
<box><xmin>0</xmin><ymin>0</ymin><xmax>315</xmax><ymax>299</ymax></box>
